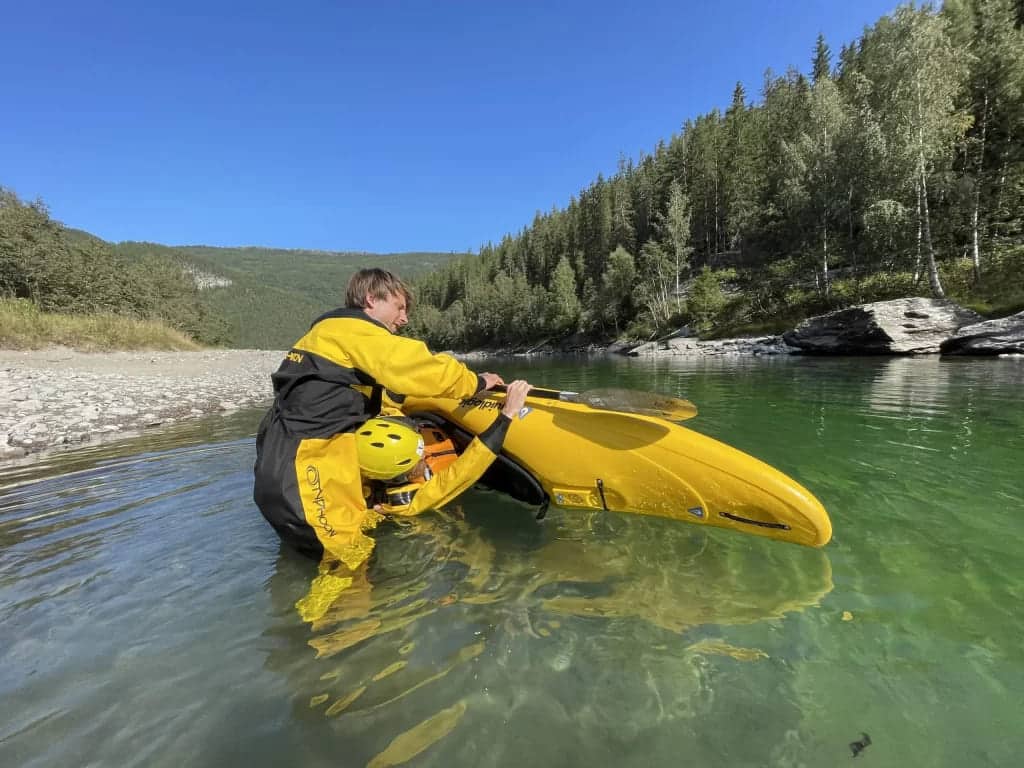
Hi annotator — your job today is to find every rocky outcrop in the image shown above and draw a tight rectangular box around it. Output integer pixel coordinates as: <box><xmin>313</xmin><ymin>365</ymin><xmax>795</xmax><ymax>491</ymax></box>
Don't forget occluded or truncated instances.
<box><xmin>184</xmin><ymin>264</ymin><xmax>234</xmax><ymax>289</ymax></box>
<box><xmin>626</xmin><ymin>335</ymin><xmax>796</xmax><ymax>356</ymax></box>
<box><xmin>939</xmin><ymin>310</ymin><xmax>1024</xmax><ymax>355</ymax></box>
<box><xmin>783</xmin><ymin>298</ymin><xmax>983</xmax><ymax>355</ymax></box>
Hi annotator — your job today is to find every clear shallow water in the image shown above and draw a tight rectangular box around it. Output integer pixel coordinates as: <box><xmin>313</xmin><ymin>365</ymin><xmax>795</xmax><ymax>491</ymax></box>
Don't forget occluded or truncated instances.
<box><xmin>1</xmin><ymin>357</ymin><xmax>1022</xmax><ymax>767</ymax></box>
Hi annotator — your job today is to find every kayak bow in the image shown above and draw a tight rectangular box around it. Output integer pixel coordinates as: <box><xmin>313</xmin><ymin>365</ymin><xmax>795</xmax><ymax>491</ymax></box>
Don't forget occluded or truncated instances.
<box><xmin>404</xmin><ymin>390</ymin><xmax>832</xmax><ymax>548</ymax></box>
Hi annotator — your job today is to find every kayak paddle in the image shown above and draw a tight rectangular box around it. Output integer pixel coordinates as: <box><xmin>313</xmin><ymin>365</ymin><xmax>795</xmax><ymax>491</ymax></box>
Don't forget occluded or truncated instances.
<box><xmin>492</xmin><ymin>385</ymin><xmax>698</xmax><ymax>421</ymax></box>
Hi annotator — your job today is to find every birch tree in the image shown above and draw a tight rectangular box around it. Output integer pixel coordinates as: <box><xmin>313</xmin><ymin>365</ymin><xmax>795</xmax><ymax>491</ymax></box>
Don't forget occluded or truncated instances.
<box><xmin>663</xmin><ymin>181</ymin><xmax>695</xmax><ymax>295</ymax></box>
<box><xmin>857</xmin><ymin>4</ymin><xmax>970</xmax><ymax>297</ymax></box>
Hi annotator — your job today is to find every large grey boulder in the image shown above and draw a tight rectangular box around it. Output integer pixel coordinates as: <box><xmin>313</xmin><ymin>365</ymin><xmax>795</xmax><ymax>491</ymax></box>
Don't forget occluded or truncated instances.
<box><xmin>783</xmin><ymin>297</ymin><xmax>983</xmax><ymax>354</ymax></box>
<box><xmin>939</xmin><ymin>310</ymin><xmax>1024</xmax><ymax>355</ymax></box>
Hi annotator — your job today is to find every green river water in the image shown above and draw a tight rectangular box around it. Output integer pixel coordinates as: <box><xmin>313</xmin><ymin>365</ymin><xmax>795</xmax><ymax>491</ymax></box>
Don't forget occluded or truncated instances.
<box><xmin>1</xmin><ymin>355</ymin><xmax>1021</xmax><ymax>767</ymax></box>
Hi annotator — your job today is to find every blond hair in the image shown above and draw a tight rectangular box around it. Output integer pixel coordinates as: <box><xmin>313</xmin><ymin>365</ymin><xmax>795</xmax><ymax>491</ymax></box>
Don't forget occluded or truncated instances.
<box><xmin>345</xmin><ymin>268</ymin><xmax>413</xmax><ymax>310</ymax></box>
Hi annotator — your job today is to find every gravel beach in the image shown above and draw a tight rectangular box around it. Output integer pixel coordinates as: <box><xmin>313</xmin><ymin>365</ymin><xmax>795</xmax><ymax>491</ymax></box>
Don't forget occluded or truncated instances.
<box><xmin>0</xmin><ymin>347</ymin><xmax>285</xmax><ymax>464</ymax></box>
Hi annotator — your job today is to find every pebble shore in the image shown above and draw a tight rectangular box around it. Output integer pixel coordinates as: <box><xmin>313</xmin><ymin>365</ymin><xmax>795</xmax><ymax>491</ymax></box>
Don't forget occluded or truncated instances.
<box><xmin>0</xmin><ymin>348</ymin><xmax>284</xmax><ymax>464</ymax></box>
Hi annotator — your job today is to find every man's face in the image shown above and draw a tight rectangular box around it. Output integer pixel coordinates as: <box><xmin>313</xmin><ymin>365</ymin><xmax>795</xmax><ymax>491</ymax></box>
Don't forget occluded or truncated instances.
<box><xmin>364</xmin><ymin>291</ymin><xmax>408</xmax><ymax>333</ymax></box>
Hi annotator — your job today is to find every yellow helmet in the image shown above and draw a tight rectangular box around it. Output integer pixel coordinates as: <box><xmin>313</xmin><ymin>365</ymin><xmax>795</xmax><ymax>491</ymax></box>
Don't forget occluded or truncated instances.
<box><xmin>355</xmin><ymin>418</ymin><xmax>425</xmax><ymax>480</ymax></box>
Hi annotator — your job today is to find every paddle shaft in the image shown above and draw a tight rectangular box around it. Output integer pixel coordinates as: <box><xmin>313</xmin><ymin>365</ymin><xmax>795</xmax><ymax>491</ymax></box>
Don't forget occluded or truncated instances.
<box><xmin>493</xmin><ymin>384</ymin><xmax>576</xmax><ymax>403</ymax></box>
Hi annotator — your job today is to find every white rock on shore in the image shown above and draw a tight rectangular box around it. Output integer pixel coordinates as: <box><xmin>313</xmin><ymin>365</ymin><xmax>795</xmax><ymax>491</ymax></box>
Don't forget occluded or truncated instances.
<box><xmin>625</xmin><ymin>335</ymin><xmax>797</xmax><ymax>356</ymax></box>
<box><xmin>0</xmin><ymin>347</ymin><xmax>284</xmax><ymax>463</ymax></box>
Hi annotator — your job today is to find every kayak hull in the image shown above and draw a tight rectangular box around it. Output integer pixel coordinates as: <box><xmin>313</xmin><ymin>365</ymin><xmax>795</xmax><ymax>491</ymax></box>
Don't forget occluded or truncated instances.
<box><xmin>403</xmin><ymin>392</ymin><xmax>832</xmax><ymax>548</ymax></box>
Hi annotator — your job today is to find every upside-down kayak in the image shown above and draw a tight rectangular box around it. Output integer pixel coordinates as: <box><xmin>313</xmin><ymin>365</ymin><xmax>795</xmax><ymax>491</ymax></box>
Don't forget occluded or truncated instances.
<box><xmin>403</xmin><ymin>389</ymin><xmax>832</xmax><ymax>548</ymax></box>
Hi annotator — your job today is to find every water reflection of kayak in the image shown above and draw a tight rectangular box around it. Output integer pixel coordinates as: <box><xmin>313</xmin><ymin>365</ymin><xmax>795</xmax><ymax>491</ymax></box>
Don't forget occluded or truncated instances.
<box><xmin>427</xmin><ymin>510</ymin><xmax>835</xmax><ymax>635</ymax></box>
<box><xmin>510</xmin><ymin>519</ymin><xmax>834</xmax><ymax>633</ymax></box>
<box><xmin>297</xmin><ymin>511</ymin><xmax>834</xmax><ymax>652</ymax></box>
<box><xmin>275</xmin><ymin>510</ymin><xmax>834</xmax><ymax>762</ymax></box>
<box><xmin>403</xmin><ymin>391</ymin><xmax>832</xmax><ymax>548</ymax></box>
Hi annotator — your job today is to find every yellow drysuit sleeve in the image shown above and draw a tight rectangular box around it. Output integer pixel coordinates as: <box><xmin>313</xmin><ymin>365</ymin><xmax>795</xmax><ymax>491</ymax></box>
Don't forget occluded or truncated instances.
<box><xmin>299</xmin><ymin>317</ymin><xmax>481</xmax><ymax>401</ymax></box>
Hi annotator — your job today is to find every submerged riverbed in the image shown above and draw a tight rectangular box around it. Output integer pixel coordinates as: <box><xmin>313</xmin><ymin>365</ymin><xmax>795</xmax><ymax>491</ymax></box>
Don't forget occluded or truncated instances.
<box><xmin>1</xmin><ymin>356</ymin><xmax>1022</xmax><ymax>767</ymax></box>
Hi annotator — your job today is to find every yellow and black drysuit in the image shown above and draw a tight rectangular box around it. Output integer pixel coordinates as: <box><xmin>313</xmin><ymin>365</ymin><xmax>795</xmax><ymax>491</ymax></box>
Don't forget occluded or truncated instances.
<box><xmin>253</xmin><ymin>307</ymin><xmax>490</xmax><ymax>566</ymax></box>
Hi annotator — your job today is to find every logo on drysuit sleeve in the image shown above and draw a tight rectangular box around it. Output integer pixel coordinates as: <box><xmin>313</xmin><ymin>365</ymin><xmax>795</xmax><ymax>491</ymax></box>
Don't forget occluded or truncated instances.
<box><xmin>305</xmin><ymin>465</ymin><xmax>335</xmax><ymax>537</ymax></box>
<box><xmin>459</xmin><ymin>397</ymin><xmax>503</xmax><ymax>411</ymax></box>
<box><xmin>458</xmin><ymin>398</ymin><xmax>532</xmax><ymax>420</ymax></box>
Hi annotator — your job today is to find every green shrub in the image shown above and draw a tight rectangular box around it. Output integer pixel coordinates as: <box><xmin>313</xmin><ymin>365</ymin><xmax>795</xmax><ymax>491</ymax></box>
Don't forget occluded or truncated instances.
<box><xmin>685</xmin><ymin>267</ymin><xmax>735</xmax><ymax>335</ymax></box>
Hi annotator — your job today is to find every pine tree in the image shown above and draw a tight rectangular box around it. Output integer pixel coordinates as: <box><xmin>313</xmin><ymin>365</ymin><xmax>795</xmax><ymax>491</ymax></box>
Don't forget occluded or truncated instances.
<box><xmin>812</xmin><ymin>33</ymin><xmax>833</xmax><ymax>83</ymax></box>
<box><xmin>722</xmin><ymin>82</ymin><xmax>763</xmax><ymax>253</ymax></box>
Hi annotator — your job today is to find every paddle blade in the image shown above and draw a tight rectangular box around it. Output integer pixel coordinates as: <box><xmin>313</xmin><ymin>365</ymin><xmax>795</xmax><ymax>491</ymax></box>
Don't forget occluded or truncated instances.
<box><xmin>575</xmin><ymin>388</ymin><xmax>698</xmax><ymax>421</ymax></box>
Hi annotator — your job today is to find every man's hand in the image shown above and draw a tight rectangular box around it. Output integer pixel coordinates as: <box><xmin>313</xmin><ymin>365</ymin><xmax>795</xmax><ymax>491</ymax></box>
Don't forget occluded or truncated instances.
<box><xmin>479</xmin><ymin>372</ymin><xmax>505</xmax><ymax>390</ymax></box>
<box><xmin>501</xmin><ymin>380</ymin><xmax>532</xmax><ymax>418</ymax></box>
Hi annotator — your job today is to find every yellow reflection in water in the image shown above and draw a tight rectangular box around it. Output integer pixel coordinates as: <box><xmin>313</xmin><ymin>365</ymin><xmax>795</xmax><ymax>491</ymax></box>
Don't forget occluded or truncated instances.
<box><xmin>285</xmin><ymin>508</ymin><xmax>832</xmax><ymax>760</ymax></box>
<box><xmin>686</xmin><ymin>638</ymin><xmax>769</xmax><ymax>662</ymax></box>
<box><xmin>372</xmin><ymin>660</ymin><xmax>407</xmax><ymax>681</ymax></box>
<box><xmin>324</xmin><ymin>685</ymin><xmax>367</xmax><ymax>717</ymax></box>
<box><xmin>309</xmin><ymin>618</ymin><xmax>382</xmax><ymax>659</ymax></box>
<box><xmin>366</xmin><ymin>700</ymin><xmax>467</xmax><ymax>768</ymax></box>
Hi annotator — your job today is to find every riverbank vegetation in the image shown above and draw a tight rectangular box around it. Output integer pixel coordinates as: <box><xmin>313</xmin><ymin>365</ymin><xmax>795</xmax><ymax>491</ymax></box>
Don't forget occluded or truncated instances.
<box><xmin>0</xmin><ymin>298</ymin><xmax>199</xmax><ymax>350</ymax></box>
<box><xmin>408</xmin><ymin>1</ymin><xmax>1024</xmax><ymax>350</ymax></box>
<box><xmin>0</xmin><ymin>189</ymin><xmax>230</xmax><ymax>347</ymax></box>
<box><xmin>1</xmin><ymin>189</ymin><xmax>463</xmax><ymax>349</ymax></box>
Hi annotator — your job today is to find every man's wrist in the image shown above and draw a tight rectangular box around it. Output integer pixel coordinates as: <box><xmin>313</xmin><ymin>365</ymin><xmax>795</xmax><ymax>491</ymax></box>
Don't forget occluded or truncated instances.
<box><xmin>480</xmin><ymin>412</ymin><xmax>512</xmax><ymax>451</ymax></box>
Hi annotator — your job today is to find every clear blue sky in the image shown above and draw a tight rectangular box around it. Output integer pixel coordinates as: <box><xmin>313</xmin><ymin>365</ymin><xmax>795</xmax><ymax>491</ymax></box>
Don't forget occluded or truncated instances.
<box><xmin>2</xmin><ymin>0</ymin><xmax>898</xmax><ymax>254</ymax></box>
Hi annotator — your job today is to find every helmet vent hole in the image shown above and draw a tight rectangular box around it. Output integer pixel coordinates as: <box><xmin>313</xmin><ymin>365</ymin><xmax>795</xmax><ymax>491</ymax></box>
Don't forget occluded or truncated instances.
<box><xmin>370</xmin><ymin>441</ymin><xmax>385</xmax><ymax>448</ymax></box>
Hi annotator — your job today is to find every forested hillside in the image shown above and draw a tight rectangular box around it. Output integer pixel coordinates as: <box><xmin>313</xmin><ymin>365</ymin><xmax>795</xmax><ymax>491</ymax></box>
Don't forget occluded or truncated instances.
<box><xmin>408</xmin><ymin>1</ymin><xmax>1024</xmax><ymax>350</ymax></box>
<box><xmin>112</xmin><ymin>242</ymin><xmax>464</xmax><ymax>348</ymax></box>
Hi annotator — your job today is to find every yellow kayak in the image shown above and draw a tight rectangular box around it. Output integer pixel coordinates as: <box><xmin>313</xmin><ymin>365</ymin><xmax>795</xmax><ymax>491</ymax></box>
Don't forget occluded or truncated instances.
<box><xmin>402</xmin><ymin>391</ymin><xmax>832</xmax><ymax>548</ymax></box>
